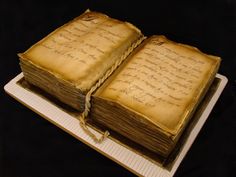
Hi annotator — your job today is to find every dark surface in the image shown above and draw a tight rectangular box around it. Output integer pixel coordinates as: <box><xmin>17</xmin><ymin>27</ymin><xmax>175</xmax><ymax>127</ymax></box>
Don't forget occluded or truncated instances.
<box><xmin>1</xmin><ymin>0</ymin><xmax>236</xmax><ymax>177</ymax></box>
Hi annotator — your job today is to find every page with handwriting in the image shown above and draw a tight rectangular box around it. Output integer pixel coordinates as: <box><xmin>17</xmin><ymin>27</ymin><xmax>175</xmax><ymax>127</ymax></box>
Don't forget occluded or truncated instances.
<box><xmin>20</xmin><ymin>11</ymin><xmax>141</xmax><ymax>92</ymax></box>
<box><xmin>98</xmin><ymin>36</ymin><xmax>220</xmax><ymax>135</ymax></box>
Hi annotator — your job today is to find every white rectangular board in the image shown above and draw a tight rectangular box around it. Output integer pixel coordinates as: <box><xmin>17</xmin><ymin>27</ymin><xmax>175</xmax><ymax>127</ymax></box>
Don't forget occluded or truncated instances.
<box><xmin>4</xmin><ymin>73</ymin><xmax>227</xmax><ymax>177</ymax></box>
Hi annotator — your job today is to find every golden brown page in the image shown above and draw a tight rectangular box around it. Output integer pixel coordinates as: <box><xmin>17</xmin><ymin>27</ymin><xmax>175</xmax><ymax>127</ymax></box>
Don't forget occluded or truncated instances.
<box><xmin>19</xmin><ymin>10</ymin><xmax>142</xmax><ymax>92</ymax></box>
<box><xmin>97</xmin><ymin>35</ymin><xmax>220</xmax><ymax>135</ymax></box>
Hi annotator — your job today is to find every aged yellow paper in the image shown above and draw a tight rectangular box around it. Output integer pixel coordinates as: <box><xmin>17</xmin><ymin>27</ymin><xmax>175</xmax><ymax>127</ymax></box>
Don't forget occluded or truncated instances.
<box><xmin>19</xmin><ymin>11</ymin><xmax>141</xmax><ymax>92</ymax></box>
<box><xmin>99</xmin><ymin>35</ymin><xmax>220</xmax><ymax>135</ymax></box>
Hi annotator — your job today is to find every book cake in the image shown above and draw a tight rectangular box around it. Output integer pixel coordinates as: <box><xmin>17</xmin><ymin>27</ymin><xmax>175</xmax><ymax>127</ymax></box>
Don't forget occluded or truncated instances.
<box><xmin>18</xmin><ymin>10</ymin><xmax>220</xmax><ymax>165</ymax></box>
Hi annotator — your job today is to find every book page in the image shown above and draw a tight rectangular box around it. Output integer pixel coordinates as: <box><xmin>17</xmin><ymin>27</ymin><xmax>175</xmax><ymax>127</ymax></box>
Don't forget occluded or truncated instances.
<box><xmin>19</xmin><ymin>11</ymin><xmax>142</xmax><ymax>92</ymax></box>
<box><xmin>98</xmin><ymin>36</ymin><xmax>220</xmax><ymax>135</ymax></box>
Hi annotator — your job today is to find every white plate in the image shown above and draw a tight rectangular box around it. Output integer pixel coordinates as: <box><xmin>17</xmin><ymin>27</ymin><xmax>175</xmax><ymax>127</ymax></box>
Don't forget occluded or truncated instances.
<box><xmin>4</xmin><ymin>73</ymin><xmax>227</xmax><ymax>177</ymax></box>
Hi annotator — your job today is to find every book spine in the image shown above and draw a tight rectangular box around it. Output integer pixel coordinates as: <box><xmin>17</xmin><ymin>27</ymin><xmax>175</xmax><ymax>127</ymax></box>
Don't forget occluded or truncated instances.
<box><xmin>78</xmin><ymin>35</ymin><xmax>146</xmax><ymax>143</ymax></box>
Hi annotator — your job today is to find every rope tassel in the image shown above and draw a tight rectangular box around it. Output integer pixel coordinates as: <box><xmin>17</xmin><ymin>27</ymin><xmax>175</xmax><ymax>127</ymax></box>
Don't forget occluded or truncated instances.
<box><xmin>79</xmin><ymin>114</ymin><xmax>110</xmax><ymax>143</ymax></box>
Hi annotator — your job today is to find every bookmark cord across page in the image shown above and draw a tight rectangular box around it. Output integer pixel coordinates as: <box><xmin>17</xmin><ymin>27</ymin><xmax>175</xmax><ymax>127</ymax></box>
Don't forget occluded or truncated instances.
<box><xmin>78</xmin><ymin>35</ymin><xmax>146</xmax><ymax>143</ymax></box>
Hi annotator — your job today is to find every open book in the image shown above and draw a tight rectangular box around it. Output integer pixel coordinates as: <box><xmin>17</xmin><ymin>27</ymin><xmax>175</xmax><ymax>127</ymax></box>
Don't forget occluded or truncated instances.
<box><xmin>18</xmin><ymin>10</ymin><xmax>220</xmax><ymax>164</ymax></box>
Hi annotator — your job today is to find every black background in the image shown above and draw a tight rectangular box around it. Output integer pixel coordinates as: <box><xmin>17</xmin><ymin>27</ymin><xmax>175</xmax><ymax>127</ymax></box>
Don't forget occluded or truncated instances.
<box><xmin>1</xmin><ymin>0</ymin><xmax>236</xmax><ymax>177</ymax></box>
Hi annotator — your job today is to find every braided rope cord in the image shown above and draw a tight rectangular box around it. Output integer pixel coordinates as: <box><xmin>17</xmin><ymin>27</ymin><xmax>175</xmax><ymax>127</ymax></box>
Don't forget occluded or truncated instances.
<box><xmin>79</xmin><ymin>35</ymin><xmax>146</xmax><ymax>143</ymax></box>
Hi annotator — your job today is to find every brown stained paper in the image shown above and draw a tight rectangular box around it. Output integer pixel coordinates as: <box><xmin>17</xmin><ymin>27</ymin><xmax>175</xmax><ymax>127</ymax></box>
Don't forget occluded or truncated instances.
<box><xmin>19</xmin><ymin>11</ymin><xmax>141</xmax><ymax>92</ymax></box>
<box><xmin>99</xmin><ymin>36</ymin><xmax>220</xmax><ymax>134</ymax></box>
